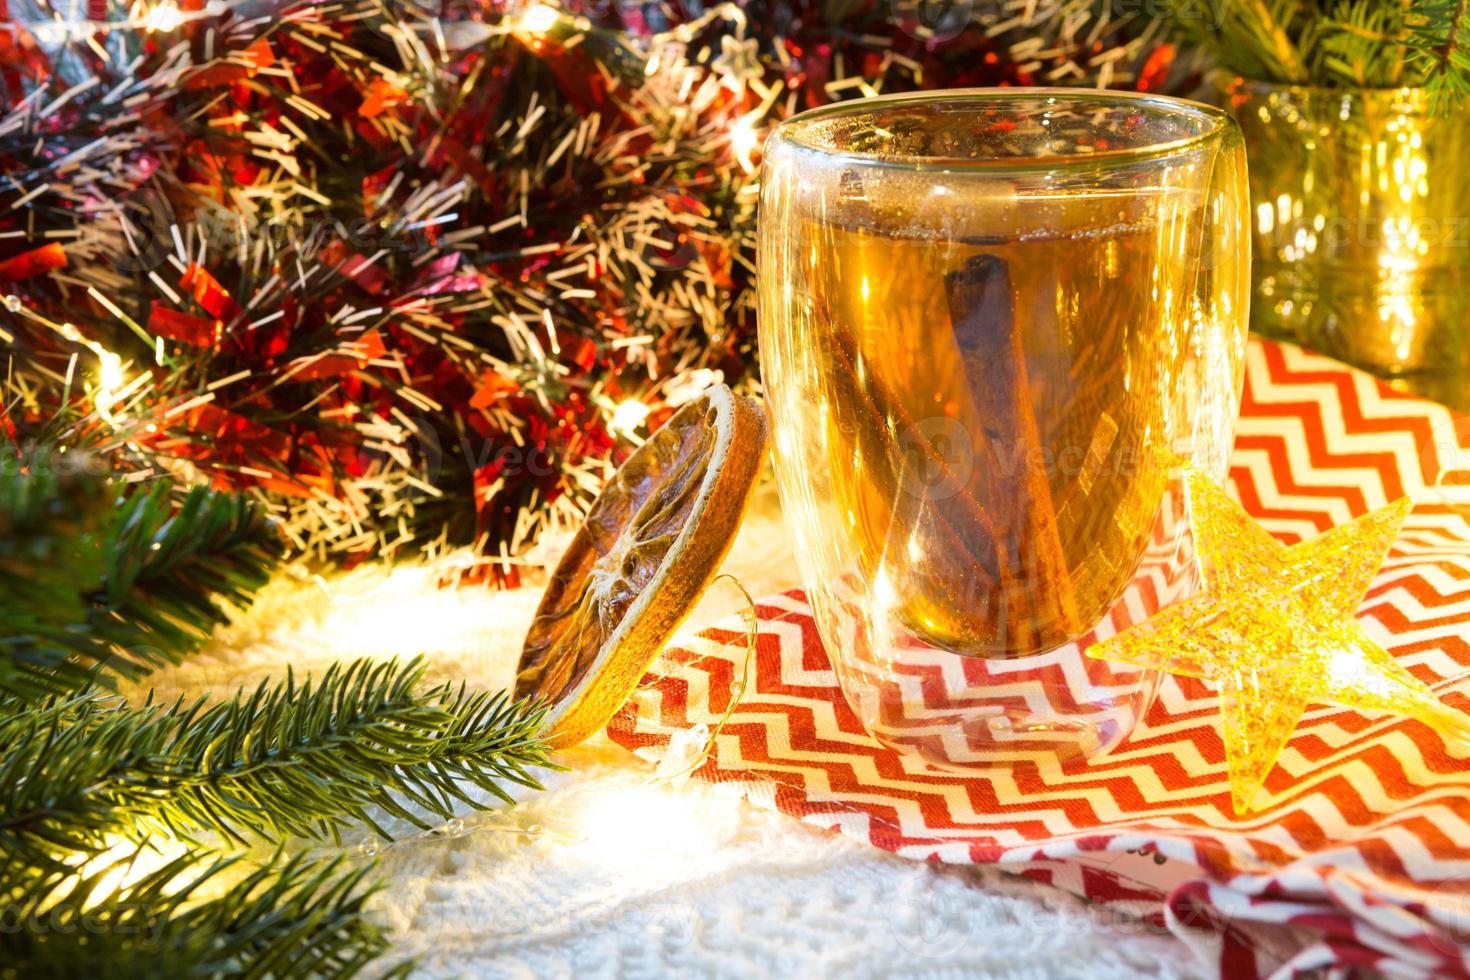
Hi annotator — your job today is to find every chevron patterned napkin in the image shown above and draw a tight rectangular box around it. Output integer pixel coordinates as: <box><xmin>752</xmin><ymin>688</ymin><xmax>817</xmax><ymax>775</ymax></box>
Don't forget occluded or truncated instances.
<box><xmin>607</xmin><ymin>339</ymin><xmax>1470</xmax><ymax>980</ymax></box>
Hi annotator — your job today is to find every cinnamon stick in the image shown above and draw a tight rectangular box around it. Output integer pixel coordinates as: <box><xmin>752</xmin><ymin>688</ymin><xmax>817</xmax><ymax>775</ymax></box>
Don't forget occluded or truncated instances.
<box><xmin>946</xmin><ymin>253</ymin><xmax>1080</xmax><ymax>649</ymax></box>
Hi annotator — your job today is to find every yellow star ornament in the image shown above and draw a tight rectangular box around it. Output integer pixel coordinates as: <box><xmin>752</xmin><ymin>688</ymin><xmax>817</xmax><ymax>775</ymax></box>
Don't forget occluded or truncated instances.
<box><xmin>1087</xmin><ymin>470</ymin><xmax>1470</xmax><ymax>815</ymax></box>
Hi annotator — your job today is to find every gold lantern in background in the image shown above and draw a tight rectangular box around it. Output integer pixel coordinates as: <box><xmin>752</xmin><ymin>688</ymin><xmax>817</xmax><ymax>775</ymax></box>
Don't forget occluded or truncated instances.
<box><xmin>1225</xmin><ymin>79</ymin><xmax>1470</xmax><ymax>408</ymax></box>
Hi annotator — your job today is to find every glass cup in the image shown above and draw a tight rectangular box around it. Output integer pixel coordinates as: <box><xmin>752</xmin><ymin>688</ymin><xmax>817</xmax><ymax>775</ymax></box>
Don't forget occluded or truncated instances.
<box><xmin>758</xmin><ymin>89</ymin><xmax>1250</xmax><ymax>771</ymax></box>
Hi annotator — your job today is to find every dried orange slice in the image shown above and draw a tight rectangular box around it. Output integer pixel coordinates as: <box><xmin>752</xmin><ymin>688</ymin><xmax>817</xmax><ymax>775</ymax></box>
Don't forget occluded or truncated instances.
<box><xmin>515</xmin><ymin>385</ymin><xmax>767</xmax><ymax>748</ymax></box>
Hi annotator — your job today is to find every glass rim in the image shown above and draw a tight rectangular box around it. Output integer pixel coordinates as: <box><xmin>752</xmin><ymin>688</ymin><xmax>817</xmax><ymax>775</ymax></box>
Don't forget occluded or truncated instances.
<box><xmin>769</xmin><ymin>87</ymin><xmax>1233</xmax><ymax>172</ymax></box>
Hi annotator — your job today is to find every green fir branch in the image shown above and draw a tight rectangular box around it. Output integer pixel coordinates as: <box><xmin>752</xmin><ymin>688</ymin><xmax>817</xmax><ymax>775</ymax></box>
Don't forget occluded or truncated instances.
<box><xmin>0</xmin><ymin>459</ymin><xmax>280</xmax><ymax>703</ymax></box>
<box><xmin>1312</xmin><ymin>0</ymin><xmax>1415</xmax><ymax>86</ymax></box>
<box><xmin>1237</xmin><ymin>0</ymin><xmax>1314</xmax><ymax>82</ymax></box>
<box><xmin>94</xmin><ymin>480</ymin><xmax>280</xmax><ymax>668</ymax></box>
<box><xmin>1406</xmin><ymin>0</ymin><xmax>1470</xmax><ymax>108</ymax></box>
<box><xmin>0</xmin><ymin>658</ymin><xmax>555</xmax><ymax>870</ymax></box>
<box><xmin>0</xmin><ymin>458</ymin><xmax>114</xmax><ymax>701</ymax></box>
<box><xmin>0</xmin><ymin>848</ymin><xmax>410</xmax><ymax>980</ymax></box>
<box><xmin>1164</xmin><ymin>0</ymin><xmax>1470</xmax><ymax>104</ymax></box>
<box><xmin>1171</xmin><ymin>0</ymin><xmax>1312</xmax><ymax>84</ymax></box>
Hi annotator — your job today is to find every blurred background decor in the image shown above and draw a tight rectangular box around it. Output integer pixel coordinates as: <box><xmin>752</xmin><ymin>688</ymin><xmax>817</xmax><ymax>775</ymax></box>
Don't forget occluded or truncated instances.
<box><xmin>1166</xmin><ymin>0</ymin><xmax>1470</xmax><ymax>407</ymax></box>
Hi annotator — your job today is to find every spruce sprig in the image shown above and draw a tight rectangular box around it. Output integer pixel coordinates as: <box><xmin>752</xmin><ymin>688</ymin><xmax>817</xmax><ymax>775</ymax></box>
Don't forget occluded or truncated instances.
<box><xmin>1168</xmin><ymin>0</ymin><xmax>1470</xmax><ymax>108</ymax></box>
<box><xmin>0</xmin><ymin>459</ymin><xmax>280</xmax><ymax>703</ymax></box>
<box><xmin>0</xmin><ymin>658</ymin><xmax>554</xmax><ymax>871</ymax></box>
<box><xmin>1406</xmin><ymin>0</ymin><xmax>1470</xmax><ymax>109</ymax></box>
<box><xmin>0</xmin><ymin>458</ymin><xmax>114</xmax><ymax>701</ymax></box>
<box><xmin>97</xmin><ymin>477</ymin><xmax>279</xmax><ymax>665</ymax></box>
<box><xmin>0</xmin><ymin>848</ymin><xmax>408</xmax><ymax>980</ymax></box>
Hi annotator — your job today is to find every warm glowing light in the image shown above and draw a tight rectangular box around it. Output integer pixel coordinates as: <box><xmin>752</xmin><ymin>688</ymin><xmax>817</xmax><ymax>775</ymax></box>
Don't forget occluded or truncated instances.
<box><xmin>729</xmin><ymin>114</ymin><xmax>762</xmax><ymax>174</ymax></box>
<box><xmin>307</xmin><ymin>563</ymin><xmax>531</xmax><ymax>665</ymax></box>
<box><xmin>573</xmin><ymin>784</ymin><xmax>712</xmax><ymax>871</ymax></box>
<box><xmin>515</xmin><ymin>2</ymin><xmax>560</xmax><ymax>36</ymax></box>
<box><xmin>137</xmin><ymin>0</ymin><xmax>185</xmax><ymax>32</ymax></box>
<box><xmin>905</xmin><ymin>531</ymin><xmax>923</xmax><ymax>563</ymax></box>
<box><xmin>95</xmin><ymin>351</ymin><xmax>126</xmax><ymax>416</ymax></box>
<box><xmin>58</xmin><ymin>322</ymin><xmax>128</xmax><ymax>424</ymax></box>
<box><xmin>609</xmin><ymin>399</ymin><xmax>651</xmax><ymax>437</ymax></box>
<box><xmin>77</xmin><ymin>836</ymin><xmax>188</xmax><ymax>905</ymax></box>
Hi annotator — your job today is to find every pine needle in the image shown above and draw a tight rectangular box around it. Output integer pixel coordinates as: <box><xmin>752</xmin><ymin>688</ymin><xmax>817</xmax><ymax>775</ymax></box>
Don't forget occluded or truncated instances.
<box><xmin>0</xmin><ymin>658</ymin><xmax>555</xmax><ymax>871</ymax></box>
<box><xmin>1164</xmin><ymin>0</ymin><xmax>1470</xmax><ymax>104</ymax></box>
<box><xmin>0</xmin><ymin>848</ymin><xmax>410</xmax><ymax>980</ymax></box>
<box><xmin>0</xmin><ymin>460</ymin><xmax>281</xmax><ymax>703</ymax></box>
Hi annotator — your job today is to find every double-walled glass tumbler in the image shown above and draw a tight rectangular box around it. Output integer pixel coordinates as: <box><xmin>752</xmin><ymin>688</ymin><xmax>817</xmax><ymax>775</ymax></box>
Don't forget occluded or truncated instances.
<box><xmin>759</xmin><ymin>90</ymin><xmax>1250</xmax><ymax>770</ymax></box>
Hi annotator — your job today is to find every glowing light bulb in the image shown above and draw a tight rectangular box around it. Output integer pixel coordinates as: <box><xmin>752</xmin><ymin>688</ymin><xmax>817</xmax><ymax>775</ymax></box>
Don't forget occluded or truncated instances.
<box><xmin>57</xmin><ymin>322</ymin><xmax>129</xmax><ymax>424</ymax></box>
<box><xmin>573</xmin><ymin>783</ymin><xmax>712</xmax><ymax>872</ymax></box>
<box><xmin>94</xmin><ymin>349</ymin><xmax>126</xmax><ymax>421</ymax></box>
<box><xmin>514</xmin><ymin>2</ymin><xmax>560</xmax><ymax>36</ymax></box>
<box><xmin>610</xmin><ymin>399</ymin><xmax>651</xmax><ymax>437</ymax></box>
<box><xmin>137</xmin><ymin>0</ymin><xmax>185</xmax><ymax>31</ymax></box>
<box><xmin>729</xmin><ymin>114</ymin><xmax>761</xmax><ymax>174</ymax></box>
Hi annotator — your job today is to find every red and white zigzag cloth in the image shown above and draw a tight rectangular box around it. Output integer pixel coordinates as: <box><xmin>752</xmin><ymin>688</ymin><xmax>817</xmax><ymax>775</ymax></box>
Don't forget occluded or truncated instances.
<box><xmin>608</xmin><ymin>339</ymin><xmax>1470</xmax><ymax>980</ymax></box>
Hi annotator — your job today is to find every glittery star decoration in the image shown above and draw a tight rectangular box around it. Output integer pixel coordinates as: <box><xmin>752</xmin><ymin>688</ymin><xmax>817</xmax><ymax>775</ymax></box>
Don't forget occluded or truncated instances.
<box><xmin>1088</xmin><ymin>469</ymin><xmax>1470</xmax><ymax>815</ymax></box>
